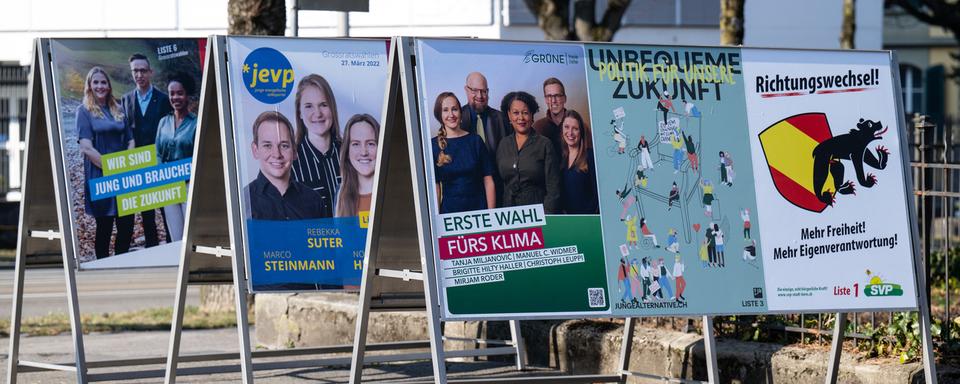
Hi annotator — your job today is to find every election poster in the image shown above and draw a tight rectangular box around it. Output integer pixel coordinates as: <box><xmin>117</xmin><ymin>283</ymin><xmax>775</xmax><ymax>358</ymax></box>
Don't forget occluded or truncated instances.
<box><xmin>585</xmin><ymin>44</ymin><xmax>768</xmax><ymax>316</ymax></box>
<box><xmin>410</xmin><ymin>38</ymin><xmax>919</xmax><ymax>320</ymax></box>
<box><xmin>226</xmin><ymin>37</ymin><xmax>389</xmax><ymax>292</ymax></box>
<box><xmin>414</xmin><ymin>39</ymin><xmax>611</xmax><ymax>318</ymax></box>
<box><xmin>742</xmin><ymin>48</ymin><xmax>918</xmax><ymax>312</ymax></box>
<box><xmin>48</xmin><ymin>38</ymin><xmax>205</xmax><ymax>269</ymax></box>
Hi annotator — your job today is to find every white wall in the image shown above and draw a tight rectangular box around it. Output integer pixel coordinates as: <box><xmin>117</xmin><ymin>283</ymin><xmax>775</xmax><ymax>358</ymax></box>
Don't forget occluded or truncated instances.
<box><xmin>0</xmin><ymin>0</ymin><xmax>883</xmax><ymax>64</ymax></box>
<box><xmin>745</xmin><ymin>0</ymin><xmax>883</xmax><ymax>49</ymax></box>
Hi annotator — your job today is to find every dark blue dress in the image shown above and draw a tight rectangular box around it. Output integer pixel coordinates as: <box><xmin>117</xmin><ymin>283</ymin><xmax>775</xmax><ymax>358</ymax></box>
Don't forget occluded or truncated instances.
<box><xmin>77</xmin><ymin>105</ymin><xmax>133</xmax><ymax>217</ymax></box>
<box><xmin>561</xmin><ymin>148</ymin><xmax>599</xmax><ymax>214</ymax></box>
<box><xmin>432</xmin><ymin>133</ymin><xmax>494</xmax><ymax>214</ymax></box>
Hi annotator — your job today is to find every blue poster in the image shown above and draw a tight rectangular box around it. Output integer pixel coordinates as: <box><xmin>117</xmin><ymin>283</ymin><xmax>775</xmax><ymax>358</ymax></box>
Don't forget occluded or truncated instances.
<box><xmin>226</xmin><ymin>37</ymin><xmax>389</xmax><ymax>292</ymax></box>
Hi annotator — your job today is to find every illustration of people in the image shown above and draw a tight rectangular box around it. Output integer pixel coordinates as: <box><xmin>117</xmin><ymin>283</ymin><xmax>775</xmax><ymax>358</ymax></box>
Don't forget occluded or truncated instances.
<box><xmin>740</xmin><ymin>208</ymin><xmax>751</xmax><ymax>239</ymax></box>
<box><xmin>667</xmin><ymin>182</ymin><xmax>679</xmax><ymax>210</ymax></box>
<box><xmin>613</xmin><ymin>122</ymin><xmax>627</xmax><ymax>154</ymax></box>
<box><xmin>670</xmin><ymin>132</ymin><xmax>683</xmax><ymax>173</ymax></box>
<box><xmin>682</xmin><ymin>99</ymin><xmax>701</xmax><ymax>118</ymax></box>
<box><xmin>638</xmin><ymin>134</ymin><xmax>654</xmax><ymax>170</ymax></box>
<box><xmin>714</xmin><ymin>223</ymin><xmax>726</xmax><ymax>268</ymax></box>
<box><xmin>657</xmin><ymin>257</ymin><xmax>675</xmax><ymax>300</ymax></box>
<box><xmin>683</xmin><ymin>132</ymin><xmax>698</xmax><ymax>171</ymax></box>
<box><xmin>629</xmin><ymin>258</ymin><xmax>642</xmax><ymax>304</ymax></box>
<box><xmin>245</xmin><ymin>111</ymin><xmax>326</xmax><ymax>220</ymax></box>
<box><xmin>701</xmin><ymin>179</ymin><xmax>715</xmax><ymax>217</ymax></box>
<box><xmin>533</xmin><ymin>77</ymin><xmax>567</xmax><ymax>155</ymax></box>
<box><xmin>617</xmin><ymin>257</ymin><xmax>632</xmax><ymax>303</ymax></box>
<box><xmin>635</xmin><ymin>166</ymin><xmax>648</xmax><ymax>188</ymax></box>
<box><xmin>666</xmin><ymin>228</ymin><xmax>680</xmax><ymax>253</ymax></box>
<box><xmin>121</xmin><ymin>53</ymin><xmax>169</xmax><ymax>247</ymax></box>
<box><xmin>640</xmin><ymin>217</ymin><xmax>660</xmax><ymax>248</ymax></box>
<box><xmin>719</xmin><ymin>151</ymin><xmax>735</xmax><ymax>186</ymax></box>
<box><xmin>650</xmin><ymin>258</ymin><xmax>663</xmax><ymax>299</ymax></box>
<box><xmin>623</xmin><ymin>215</ymin><xmax>639</xmax><ymax>248</ymax></box>
<box><xmin>744</xmin><ymin>239</ymin><xmax>757</xmax><ymax>261</ymax></box>
<box><xmin>640</xmin><ymin>257</ymin><xmax>652</xmax><ymax>301</ymax></box>
<box><xmin>616</xmin><ymin>184</ymin><xmax>636</xmax><ymax>220</ymax></box>
<box><xmin>657</xmin><ymin>90</ymin><xmax>674</xmax><ymax>124</ymax></box>
<box><xmin>673</xmin><ymin>254</ymin><xmax>686</xmax><ymax>301</ymax></box>
<box><xmin>706</xmin><ymin>224</ymin><xmax>717</xmax><ymax>267</ymax></box>
<box><xmin>699</xmin><ymin>238</ymin><xmax>709</xmax><ymax>268</ymax></box>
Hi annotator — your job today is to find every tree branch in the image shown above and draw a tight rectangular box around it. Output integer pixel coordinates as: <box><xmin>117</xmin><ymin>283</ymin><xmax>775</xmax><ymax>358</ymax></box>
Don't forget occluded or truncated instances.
<box><xmin>525</xmin><ymin>0</ymin><xmax>574</xmax><ymax>40</ymax></box>
<box><xmin>595</xmin><ymin>0</ymin><xmax>631</xmax><ymax>41</ymax></box>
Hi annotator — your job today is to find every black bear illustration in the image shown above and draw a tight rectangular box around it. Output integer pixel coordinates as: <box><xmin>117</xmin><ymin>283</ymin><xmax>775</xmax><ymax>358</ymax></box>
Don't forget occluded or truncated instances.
<box><xmin>811</xmin><ymin>118</ymin><xmax>889</xmax><ymax>206</ymax></box>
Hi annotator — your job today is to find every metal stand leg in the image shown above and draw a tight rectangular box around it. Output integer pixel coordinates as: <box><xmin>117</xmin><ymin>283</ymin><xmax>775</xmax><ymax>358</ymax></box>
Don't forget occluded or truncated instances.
<box><xmin>702</xmin><ymin>316</ymin><xmax>719</xmax><ymax>384</ymax></box>
<box><xmin>617</xmin><ymin>317</ymin><xmax>636</xmax><ymax>383</ymax></box>
<box><xmin>825</xmin><ymin>312</ymin><xmax>846</xmax><ymax>384</ymax></box>
<box><xmin>163</xmin><ymin>246</ymin><xmax>192</xmax><ymax>383</ymax></box>
<box><xmin>919</xmin><ymin>305</ymin><xmax>938</xmax><ymax>384</ymax></box>
<box><xmin>6</xmin><ymin>234</ymin><xmax>27</xmax><ymax>384</ymax></box>
<box><xmin>232</xmin><ymin>274</ymin><xmax>254</xmax><ymax>383</ymax></box>
<box><xmin>348</xmin><ymin>259</ymin><xmax>376</xmax><ymax>384</ymax></box>
<box><xmin>509</xmin><ymin>320</ymin><xmax>526</xmax><ymax>371</ymax></box>
<box><xmin>62</xmin><ymin>254</ymin><xmax>88</xmax><ymax>383</ymax></box>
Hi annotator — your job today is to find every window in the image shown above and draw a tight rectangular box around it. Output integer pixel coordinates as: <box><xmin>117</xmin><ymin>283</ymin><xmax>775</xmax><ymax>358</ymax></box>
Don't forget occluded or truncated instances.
<box><xmin>507</xmin><ymin>0</ymin><xmax>720</xmax><ymax>27</ymax></box>
<box><xmin>899</xmin><ymin>64</ymin><xmax>923</xmax><ymax>115</ymax></box>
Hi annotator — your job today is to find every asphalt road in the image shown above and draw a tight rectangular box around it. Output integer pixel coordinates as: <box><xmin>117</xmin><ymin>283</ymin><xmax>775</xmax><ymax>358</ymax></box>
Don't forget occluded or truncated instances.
<box><xmin>0</xmin><ymin>328</ymin><xmax>550</xmax><ymax>383</ymax></box>
<box><xmin>0</xmin><ymin>267</ymin><xmax>200</xmax><ymax>318</ymax></box>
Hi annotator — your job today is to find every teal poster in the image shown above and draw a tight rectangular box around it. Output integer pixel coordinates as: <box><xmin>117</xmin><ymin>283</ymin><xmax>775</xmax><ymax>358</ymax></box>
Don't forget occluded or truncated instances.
<box><xmin>586</xmin><ymin>44</ymin><xmax>767</xmax><ymax>315</ymax></box>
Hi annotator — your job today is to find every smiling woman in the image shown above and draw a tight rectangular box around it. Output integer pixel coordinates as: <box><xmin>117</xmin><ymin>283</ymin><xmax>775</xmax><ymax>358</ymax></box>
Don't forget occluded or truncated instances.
<box><xmin>335</xmin><ymin>113</ymin><xmax>380</xmax><ymax>217</ymax></box>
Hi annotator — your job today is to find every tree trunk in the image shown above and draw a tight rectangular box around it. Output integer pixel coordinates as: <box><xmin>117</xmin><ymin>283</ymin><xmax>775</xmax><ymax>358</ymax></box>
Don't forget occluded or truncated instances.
<box><xmin>526</xmin><ymin>0</ymin><xmax>631</xmax><ymax>42</ymax></box>
<box><xmin>720</xmin><ymin>0</ymin><xmax>745</xmax><ymax>46</ymax></box>
<box><xmin>840</xmin><ymin>0</ymin><xmax>856</xmax><ymax>49</ymax></box>
<box><xmin>228</xmin><ymin>0</ymin><xmax>287</xmax><ymax>36</ymax></box>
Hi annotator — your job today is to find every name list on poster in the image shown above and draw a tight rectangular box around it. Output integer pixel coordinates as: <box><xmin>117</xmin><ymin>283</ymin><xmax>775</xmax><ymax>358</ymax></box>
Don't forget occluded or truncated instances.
<box><xmin>437</xmin><ymin>205</ymin><xmax>584</xmax><ymax>287</ymax></box>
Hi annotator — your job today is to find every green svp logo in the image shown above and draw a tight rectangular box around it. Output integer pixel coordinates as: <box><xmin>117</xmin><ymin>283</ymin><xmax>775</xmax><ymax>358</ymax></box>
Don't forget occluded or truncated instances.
<box><xmin>242</xmin><ymin>47</ymin><xmax>294</xmax><ymax>104</ymax></box>
<box><xmin>864</xmin><ymin>270</ymin><xmax>903</xmax><ymax>297</ymax></box>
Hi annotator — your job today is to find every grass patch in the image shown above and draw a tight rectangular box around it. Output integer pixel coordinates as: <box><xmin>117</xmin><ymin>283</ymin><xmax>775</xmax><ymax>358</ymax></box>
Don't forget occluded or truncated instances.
<box><xmin>0</xmin><ymin>306</ymin><xmax>246</xmax><ymax>337</ymax></box>
<box><xmin>0</xmin><ymin>248</ymin><xmax>15</xmax><ymax>262</ymax></box>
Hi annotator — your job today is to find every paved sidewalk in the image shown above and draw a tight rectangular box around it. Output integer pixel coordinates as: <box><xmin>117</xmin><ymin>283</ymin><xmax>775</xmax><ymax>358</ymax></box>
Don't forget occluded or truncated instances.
<box><xmin>0</xmin><ymin>328</ymin><xmax>558</xmax><ymax>383</ymax></box>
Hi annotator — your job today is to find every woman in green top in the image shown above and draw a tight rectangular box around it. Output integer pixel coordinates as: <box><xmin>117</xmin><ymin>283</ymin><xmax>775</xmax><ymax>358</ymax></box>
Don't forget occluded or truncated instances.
<box><xmin>155</xmin><ymin>72</ymin><xmax>197</xmax><ymax>241</ymax></box>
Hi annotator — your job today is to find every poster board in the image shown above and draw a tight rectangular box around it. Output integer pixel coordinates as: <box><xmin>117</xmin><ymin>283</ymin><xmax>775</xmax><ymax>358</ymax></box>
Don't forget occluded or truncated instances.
<box><xmin>217</xmin><ymin>36</ymin><xmax>391</xmax><ymax>292</ymax></box>
<box><xmin>45</xmin><ymin>38</ymin><xmax>206</xmax><ymax>269</ymax></box>
<box><xmin>409</xmin><ymin>38</ymin><xmax>920</xmax><ymax>320</ymax></box>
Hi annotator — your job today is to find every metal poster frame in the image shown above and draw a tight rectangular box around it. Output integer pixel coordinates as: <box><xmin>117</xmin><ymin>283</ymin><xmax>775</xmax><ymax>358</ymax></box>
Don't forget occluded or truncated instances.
<box><xmin>349</xmin><ymin>36</ymin><xmax>938</xmax><ymax>384</ymax></box>
<box><xmin>6</xmin><ymin>38</ymin><xmax>213</xmax><ymax>384</ymax></box>
<box><xmin>163</xmin><ymin>35</ymin><xmax>523</xmax><ymax>384</ymax></box>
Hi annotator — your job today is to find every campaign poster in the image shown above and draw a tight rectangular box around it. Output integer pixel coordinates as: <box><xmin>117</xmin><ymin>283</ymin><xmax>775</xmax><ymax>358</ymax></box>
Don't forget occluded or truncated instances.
<box><xmin>48</xmin><ymin>38</ymin><xmax>205</xmax><ymax>269</ymax></box>
<box><xmin>414</xmin><ymin>39</ymin><xmax>611</xmax><ymax>319</ymax></box>
<box><xmin>227</xmin><ymin>37</ymin><xmax>389</xmax><ymax>292</ymax></box>
<box><xmin>585</xmin><ymin>44</ymin><xmax>767</xmax><ymax>316</ymax></box>
<box><xmin>742</xmin><ymin>49</ymin><xmax>918</xmax><ymax>311</ymax></box>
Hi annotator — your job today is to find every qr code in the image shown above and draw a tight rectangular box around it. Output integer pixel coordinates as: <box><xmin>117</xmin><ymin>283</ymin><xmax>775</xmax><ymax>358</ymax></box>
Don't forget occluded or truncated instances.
<box><xmin>587</xmin><ymin>288</ymin><xmax>606</xmax><ymax>308</ymax></box>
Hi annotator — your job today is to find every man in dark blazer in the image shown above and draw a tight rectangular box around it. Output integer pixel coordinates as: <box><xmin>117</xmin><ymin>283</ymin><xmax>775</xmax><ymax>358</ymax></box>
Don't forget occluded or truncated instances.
<box><xmin>460</xmin><ymin>72</ymin><xmax>510</xmax><ymax>156</ymax></box>
<box><xmin>121</xmin><ymin>53</ymin><xmax>172</xmax><ymax>247</ymax></box>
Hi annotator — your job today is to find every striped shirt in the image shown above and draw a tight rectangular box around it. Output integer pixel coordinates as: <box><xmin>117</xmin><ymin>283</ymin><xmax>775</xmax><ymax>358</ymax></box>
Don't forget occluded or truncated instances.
<box><xmin>291</xmin><ymin>137</ymin><xmax>341</xmax><ymax>218</ymax></box>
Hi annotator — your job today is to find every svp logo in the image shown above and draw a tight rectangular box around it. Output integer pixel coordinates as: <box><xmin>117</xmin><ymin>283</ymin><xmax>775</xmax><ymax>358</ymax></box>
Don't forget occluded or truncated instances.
<box><xmin>242</xmin><ymin>47</ymin><xmax>294</xmax><ymax>104</ymax></box>
<box><xmin>863</xmin><ymin>269</ymin><xmax>903</xmax><ymax>297</ymax></box>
